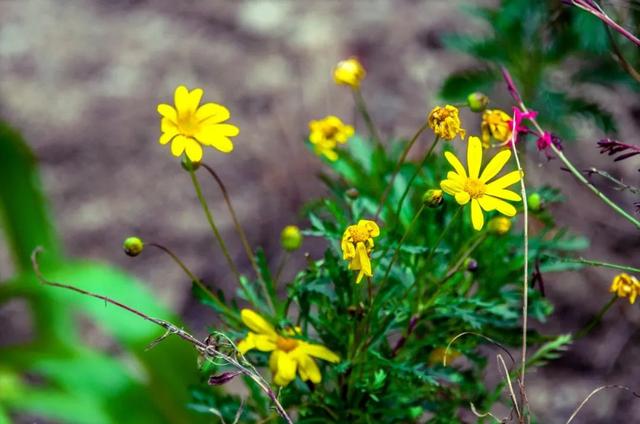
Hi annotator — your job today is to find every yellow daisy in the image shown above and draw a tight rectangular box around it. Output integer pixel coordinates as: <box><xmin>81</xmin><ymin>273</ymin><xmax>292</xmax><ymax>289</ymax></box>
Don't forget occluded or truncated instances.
<box><xmin>440</xmin><ymin>136</ymin><xmax>522</xmax><ymax>231</ymax></box>
<box><xmin>308</xmin><ymin>115</ymin><xmax>354</xmax><ymax>161</ymax></box>
<box><xmin>610</xmin><ymin>273</ymin><xmax>640</xmax><ymax>304</ymax></box>
<box><xmin>341</xmin><ymin>220</ymin><xmax>380</xmax><ymax>283</ymax></box>
<box><xmin>333</xmin><ymin>57</ymin><xmax>366</xmax><ymax>88</ymax></box>
<box><xmin>481</xmin><ymin>109</ymin><xmax>511</xmax><ymax>148</ymax></box>
<box><xmin>237</xmin><ymin>309</ymin><xmax>340</xmax><ymax>386</ymax></box>
<box><xmin>428</xmin><ymin>105</ymin><xmax>466</xmax><ymax>141</ymax></box>
<box><xmin>157</xmin><ymin>85</ymin><xmax>239</xmax><ymax>162</ymax></box>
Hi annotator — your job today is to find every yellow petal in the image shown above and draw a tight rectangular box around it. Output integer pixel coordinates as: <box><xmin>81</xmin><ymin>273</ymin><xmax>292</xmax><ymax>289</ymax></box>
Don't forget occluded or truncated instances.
<box><xmin>269</xmin><ymin>350</ymin><xmax>280</xmax><ymax>374</ymax></box>
<box><xmin>174</xmin><ymin>85</ymin><xmax>191</xmax><ymax>115</ymax></box>
<box><xmin>356</xmin><ymin>270</ymin><xmax>365</xmax><ymax>284</ymax></box>
<box><xmin>253</xmin><ymin>334</ymin><xmax>277</xmax><ymax>351</ymax></box>
<box><xmin>241</xmin><ymin>309</ymin><xmax>277</xmax><ymax>337</ymax></box>
<box><xmin>454</xmin><ymin>191</ymin><xmax>470</xmax><ymax>205</ymax></box>
<box><xmin>159</xmin><ymin>132</ymin><xmax>176</xmax><ymax>145</ymax></box>
<box><xmin>196</xmin><ymin>103</ymin><xmax>230</xmax><ymax>124</ymax></box>
<box><xmin>204</xmin><ymin>123</ymin><xmax>239</xmax><ymax>137</ymax></box>
<box><xmin>444</xmin><ymin>151</ymin><xmax>467</xmax><ymax>178</ymax></box>
<box><xmin>485</xmin><ymin>186</ymin><xmax>522</xmax><ymax>201</ymax></box>
<box><xmin>276</xmin><ymin>352</ymin><xmax>297</xmax><ymax>383</ymax></box>
<box><xmin>157</xmin><ymin>104</ymin><xmax>178</xmax><ymax>122</ymax></box>
<box><xmin>322</xmin><ymin>148</ymin><xmax>338</xmax><ymax>161</ymax></box>
<box><xmin>356</xmin><ymin>242</ymin><xmax>371</xmax><ymax>279</ymax></box>
<box><xmin>447</xmin><ymin>171</ymin><xmax>465</xmax><ymax>183</ymax></box>
<box><xmin>440</xmin><ymin>179</ymin><xmax>462</xmax><ymax>195</ymax></box>
<box><xmin>195</xmin><ymin>130</ymin><xmax>234</xmax><ymax>153</ymax></box>
<box><xmin>467</xmin><ymin>136</ymin><xmax>483</xmax><ymax>179</ymax></box>
<box><xmin>486</xmin><ymin>170</ymin><xmax>523</xmax><ymax>190</ymax></box>
<box><xmin>185</xmin><ymin>139</ymin><xmax>203</xmax><ymax>162</ymax></box>
<box><xmin>479</xmin><ymin>149</ymin><xmax>511</xmax><ymax>183</ymax></box>
<box><xmin>359</xmin><ymin>220</ymin><xmax>380</xmax><ymax>237</ymax></box>
<box><xmin>486</xmin><ymin>196</ymin><xmax>517</xmax><ymax>216</ymax></box>
<box><xmin>170</xmin><ymin>135</ymin><xmax>187</xmax><ymax>157</ymax></box>
<box><xmin>470</xmin><ymin>199</ymin><xmax>484</xmax><ymax>231</ymax></box>
<box><xmin>299</xmin><ymin>342</ymin><xmax>340</xmax><ymax>362</ymax></box>
<box><xmin>296</xmin><ymin>353</ymin><xmax>321</xmax><ymax>383</ymax></box>
<box><xmin>237</xmin><ymin>332</ymin><xmax>256</xmax><ymax>354</ymax></box>
<box><xmin>161</xmin><ymin>117</ymin><xmax>178</xmax><ymax>133</ymax></box>
<box><xmin>477</xmin><ymin>196</ymin><xmax>497</xmax><ymax>211</ymax></box>
<box><xmin>188</xmin><ymin>88</ymin><xmax>204</xmax><ymax>111</ymax></box>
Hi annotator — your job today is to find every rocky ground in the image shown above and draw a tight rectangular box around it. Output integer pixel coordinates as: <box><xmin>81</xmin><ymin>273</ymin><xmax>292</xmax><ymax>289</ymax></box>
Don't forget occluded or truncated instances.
<box><xmin>1</xmin><ymin>0</ymin><xmax>639</xmax><ymax>422</ymax></box>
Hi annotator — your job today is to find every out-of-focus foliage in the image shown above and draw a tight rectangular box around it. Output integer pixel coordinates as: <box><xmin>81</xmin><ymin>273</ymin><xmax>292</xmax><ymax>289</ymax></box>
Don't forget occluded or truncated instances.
<box><xmin>440</xmin><ymin>0</ymin><xmax>640</xmax><ymax>139</ymax></box>
<box><xmin>0</xmin><ymin>123</ymin><xmax>203</xmax><ymax>424</ymax></box>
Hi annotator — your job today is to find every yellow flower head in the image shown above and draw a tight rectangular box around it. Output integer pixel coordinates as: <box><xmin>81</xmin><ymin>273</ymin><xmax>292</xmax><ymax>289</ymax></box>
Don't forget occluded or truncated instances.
<box><xmin>308</xmin><ymin>115</ymin><xmax>354</xmax><ymax>161</ymax></box>
<box><xmin>487</xmin><ymin>216</ymin><xmax>512</xmax><ymax>235</ymax></box>
<box><xmin>440</xmin><ymin>136</ymin><xmax>522</xmax><ymax>231</ymax></box>
<box><xmin>333</xmin><ymin>57</ymin><xmax>366</xmax><ymax>88</ymax></box>
<box><xmin>236</xmin><ymin>309</ymin><xmax>340</xmax><ymax>386</ymax></box>
<box><xmin>157</xmin><ymin>85</ymin><xmax>239</xmax><ymax>163</ymax></box>
<box><xmin>481</xmin><ymin>109</ymin><xmax>512</xmax><ymax>148</ymax></box>
<box><xmin>610</xmin><ymin>273</ymin><xmax>640</xmax><ymax>304</ymax></box>
<box><xmin>341</xmin><ymin>220</ymin><xmax>380</xmax><ymax>283</ymax></box>
<box><xmin>427</xmin><ymin>105</ymin><xmax>466</xmax><ymax>141</ymax></box>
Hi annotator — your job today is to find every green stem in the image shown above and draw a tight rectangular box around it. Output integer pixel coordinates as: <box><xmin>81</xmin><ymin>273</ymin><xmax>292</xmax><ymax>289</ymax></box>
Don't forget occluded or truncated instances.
<box><xmin>352</xmin><ymin>87</ymin><xmax>382</xmax><ymax>145</ymax></box>
<box><xmin>201</xmin><ymin>163</ymin><xmax>274</xmax><ymax>313</ymax></box>
<box><xmin>188</xmin><ymin>166</ymin><xmax>242</xmax><ymax>283</ymax></box>
<box><xmin>575</xmin><ymin>295</ymin><xmax>618</xmax><ymax>339</ymax></box>
<box><xmin>393</xmin><ymin>136</ymin><xmax>441</xmax><ymax>223</ymax></box>
<box><xmin>374</xmin><ymin>122</ymin><xmax>429</xmax><ymax>218</ymax></box>
<box><xmin>423</xmin><ymin>206</ymin><xmax>462</xmax><ymax>266</ymax></box>
<box><xmin>544</xmin><ymin>256</ymin><xmax>640</xmax><ymax>274</ymax></box>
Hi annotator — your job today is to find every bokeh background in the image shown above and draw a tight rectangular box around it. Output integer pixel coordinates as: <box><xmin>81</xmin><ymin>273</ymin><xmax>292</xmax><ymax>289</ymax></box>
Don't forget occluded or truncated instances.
<box><xmin>1</xmin><ymin>0</ymin><xmax>639</xmax><ymax>422</ymax></box>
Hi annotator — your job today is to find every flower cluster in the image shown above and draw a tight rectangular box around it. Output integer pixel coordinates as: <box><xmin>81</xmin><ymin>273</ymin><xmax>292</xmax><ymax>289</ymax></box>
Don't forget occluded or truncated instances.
<box><xmin>341</xmin><ymin>220</ymin><xmax>380</xmax><ymax>283</ymax></box>
<box><xmin>427</xmin><ymin>105</ymin><xmax>466</xmax><ymax>141</ymax></box>
<box><xmin>308</xmin><ymin>115</ymin><xmax>354</xmax><ymax>161</ymax></box>
<box><xmin>610</xmin><ymin>273</ymin><xmax>640</xmax><ymax>304</ymax></box>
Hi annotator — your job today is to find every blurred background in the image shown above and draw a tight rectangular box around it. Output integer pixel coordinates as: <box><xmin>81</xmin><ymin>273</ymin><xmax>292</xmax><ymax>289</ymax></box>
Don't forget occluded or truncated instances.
<box><xmin>1</xmin><ymin>0</ymin><xmax>639</xmax><ymax>422</ymax></box>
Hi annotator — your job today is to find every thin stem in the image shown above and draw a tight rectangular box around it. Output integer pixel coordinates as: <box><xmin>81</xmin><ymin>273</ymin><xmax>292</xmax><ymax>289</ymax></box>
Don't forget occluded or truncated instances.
<box><xmin>572</xmin><ymin>0</ymin><xmax>640</xmax><ymax>47</ymax></box>
<box><xmin>439</xmin><ymin>232</ymin><xmax>487</xmax><ymax>284</ymax></box>
<box><xmin>575</xmin><ymin>294</ymin><xmax>618</xmax><ymax>339</ymax></box>
<box><xmin>544</xmin><ymin>256</ymin><xmax>640</xmax><ymax>274</ymax></box>
<box><xmin>201</xmin><ymin>163</ymin><xmax>274</xmax><ymax>314</ymax></box>
<box><xmin>188</xmin><ymin>166</ymin><xmax>242</xmax><ymax>283</ymax></box>
<box><xmin>380</xmin><ymin>204</ymin><xmax>426</xmax><ymax>284</ymax></box>
<box><xmin>393</xmin><ymin>136</ymin><xmax>441</xmax><ymax>222</ymax></box>
<box><xmin>423</xmin><ymin>206</ymin><xmax>462</xmax><ymax>267</ymax></box>
<box><xmin>274</xmin><ymin>252</ymin><xmax>290</xmax><ymax>287</ymax></box>
<box><xmin>352</xmin><ymin>87</ymin><xmax>382</xmax><ymax>145</ymax></box>
<box><xmin>375</xmin><ymin>122</ymin><xmax>429</xmax><ymax>218</ymax></box>
<box><xmin>586</xmin><ymin>167</ymin><xmax>640</xmax><ymax>195</ymax></box>
<box><xmin>148</xmin><ymin>243</ymin><xmax>239</xmax><ymax>324</ymax></box>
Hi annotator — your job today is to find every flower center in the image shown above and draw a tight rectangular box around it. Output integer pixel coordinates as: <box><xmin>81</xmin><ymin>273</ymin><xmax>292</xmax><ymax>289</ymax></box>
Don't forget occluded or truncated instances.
<box><xmin>276</xmin><ymin>336</ymin><xmax>298</xmax><ymax>352</ymax></box>
<box><xmin>321</xmin><ymin>124</ymin><xmax>339</xmax><ymax>139</ymax></box>
<box><xmin>349</xmin><ymin>226</ymin><xmax>370</xmax><ymax>243</ymax></box>
<box><xmin>177</xmin><ymin>112</ymin><xmax>201</xmax><ymax>137</ymax></box>
<box><xmin>464</xmin><ymin>178</ymin><xmax>486</xmax><ymax>199</ymax></box>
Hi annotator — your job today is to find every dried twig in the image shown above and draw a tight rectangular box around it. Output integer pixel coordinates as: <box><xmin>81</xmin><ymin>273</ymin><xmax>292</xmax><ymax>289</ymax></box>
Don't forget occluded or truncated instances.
<box><xmin>566</xmin><ymin>384</ymin><xmax>640</xmax><ymax>423</ymax></box>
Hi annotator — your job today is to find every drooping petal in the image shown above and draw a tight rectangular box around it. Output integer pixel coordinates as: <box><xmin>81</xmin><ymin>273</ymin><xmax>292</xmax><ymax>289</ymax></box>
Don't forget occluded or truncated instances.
<box><xmin>454</xmin><ymin>191</ymin><xmax>470</xmax><ymax>205</ymax></box>
<box><xmin>356</xmin><ymin>242</ymin><xmax>371</xmax><ymax>281</ymax></box>
<box><xmin>470</xmin><ymin>199</ymin><xmax>484</xmax><ymax>230</ymax></box>
<box><xmin>196</xmin><ymin>103</ymin><xmax>230</xmax><ymax>124</ymax></box>
<box><xmin>444</xmin><ymin>151</ymin><xmax>467</xmax><ymax>178</ymax></box>
<box><xmin>479</xmin><ymin>149</ymin><xmax>511</xmax><ymax>182</ymax></box>
<box><xmin>359</xmin><ymin>220</ymin><xmax>380</xmax><ymax>237</ymax></box>
<box><xmin>157</xmin><ymin>104</ymin><xmax>178</xmax><ymax>122</ymax></box>
<box><xmin>299</xmin><ymin>342</ymin><xmax>340</xmax><ymax>362</ymax></box>
<box><xmin>295</xmin><ymin>353</ymin><xmax>321</xmax><ymax>383</ymax></box>
<box><xmin>241</xmin><ymin>309</ymin><xmax>277</xmax><ymax>337</ymax></box>
<box><xmin>486</xmin><ymin>170</ymin><xmax>523</xmax><ymax>190</ymax></box>
<box><xmin>440</xmin><ymin>179</ymin><xmax>462</xmax><ymax>195</ymax></box>
<box><xmin>185</xmin><ymin>139</ymin><xmax>203</xmax><ymax>162</ymax></box>
<box><xmin>275</xmin><ymin>352</ymin><xmax>297</xmax><ymax>385</ymax></box>
<box><xmin>485</xmin><ymin>195</ymin><xmax>517</xmax><ymax>216</ymax></box>
<box><xmin>467</xmin><ymin>136</ymin><xmax>483</xmax><ymax>179</ymax></box>
<box><xmin>349</xmin><ymin>243</ymin><xmax>362</xmax><ymax>271</ymax></box>
<box><xmin>170</xmin><ymin>135</ymin><xmax>187</xmax><ymax>157</ymax></box>
<box><xmin>485</xmin><ymin>186</ymin><xmax>522</xmax><ymax>201</ymax></box>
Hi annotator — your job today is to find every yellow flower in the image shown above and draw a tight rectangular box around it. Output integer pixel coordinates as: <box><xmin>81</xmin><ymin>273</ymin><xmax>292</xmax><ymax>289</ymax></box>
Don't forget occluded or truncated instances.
<box><xmin>333</xmin><ymin>57</ymin><xmax>366</xmax><ymax>88</ymax></box>
<box><xmin>308</xmin><ymin>115</ymin><xmax>354</xmax><ymax>161</ymax></box>
<box><xmin>341</xmin><ymin>220</ymin><xmax>380</xmax><ymax>283</ymax></box>
<box><xmin>440</xmin><ymin>136</ymin><xmax>522</xmax><ymax>231</ymax></box>
<box><xmin>610</xmin><ymin>273</ymin><xmax>640</xmax><ymax>304</ymax></box>
<box><xmin>157</xmin><ymin>85</ymin><xmax>239</xmax><ymax>162</ymax></box>
<box><xmin>487</xmin><ymin>216</ymin><xmax>512</xmax><ymax>235</ymax></box>
<box><xmin>237</xmin><ymin>309</ymin><xmax>340</xmax><ymax>386</ymax></box>
<box><xmin>427</xmin><ymin>105</ymin><xmax>466</xmax><ymax>141</ymax></box>
<box><xmin>481</xmin><ymin>109</ymin><xmax>511</xmax><ymax>148</ymax></box>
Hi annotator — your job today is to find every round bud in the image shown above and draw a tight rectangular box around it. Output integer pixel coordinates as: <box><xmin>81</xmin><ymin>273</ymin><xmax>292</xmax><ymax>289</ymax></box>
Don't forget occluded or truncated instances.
<box><xmin>487</xmin><ymin>217</ymin><xmax>512</xmax><ymax>235</ymax></box>
<box><xmin>123</xmin><ymin>236</ymin><xmax>144</xmax><ymax>257</ymax></box>
<box><xmin>467</xmin><ymin>92</ymin><xmax>489</xmax><ymax>113</ymax></box>
<box><xmin>345</xmin><ymin>188</ymin><xmax>359</xmax><ymax>199</ymax></box>
<box><xmin>181</xmin><ymin>155</ymin><xmax>200</xmax><ymax>172</ymax></box>
<box><xmin>280</xmin><ymin>225</ymin><xmax>303</xmax><ymax>252</ymax></box>
<box><xmin>528</xmin><ymin>192</ymin><xmax>542</xmax><ymax>211</ymax></box>
<box><xmin>422</xmin><ymin>189</ymin><xmax>444</xmax><ymax>208</ymax></box>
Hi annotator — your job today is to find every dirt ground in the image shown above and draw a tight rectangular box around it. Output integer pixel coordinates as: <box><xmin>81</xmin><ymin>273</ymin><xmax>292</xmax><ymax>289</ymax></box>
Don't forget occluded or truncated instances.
<box><xmin>1</xmin><ymin>0</ymin><xmax>639</xmax><ymax>422</ymax></box>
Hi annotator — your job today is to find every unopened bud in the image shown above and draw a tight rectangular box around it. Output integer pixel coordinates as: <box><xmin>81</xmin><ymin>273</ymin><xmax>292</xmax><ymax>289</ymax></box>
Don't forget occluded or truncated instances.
<box><xmin>487</xmin><ymin>217</ymin><xmax>511</xmax><ymax>235</ymax></box>
<box><xmin>123</xmin><ymin>236</ymin><xmax>144</xmax><ymax>257</ymax></box>
<box><xmin>346</xmin><ymin>188</ymin><xmax>359</xmax><ymax>199</ymax></box>
<box><xmin>465</xmin><ymin>258</ymin><xmax>478</xmax><ymax>272</ymax></box>
<box><xmin>422</xmin><ymin>189</ymin><xmax>443</xmax><ymax>208</ymax></box>
<box><xmin>528</xmin><ymin>193</ymin><xmax>542</xmax><ymax>211</ymax></box>
<box><xmin>181</xmin><ymin>155</ymin><xmax>200</xmax><ymax>172</ymax></box>
<box><xmin>467</xmin><ymin>92</ymin><xmax>489</xmax><ymax>112</ymax></box>
<box><xmin>208</xmin><ymin>371</ymin><xmax>242</xmax><ymax>386</ymax></box>
<box><xmin>280</xmin><ymin>225</ymin><xmax>303</xmax><ymax>251</ymax></box>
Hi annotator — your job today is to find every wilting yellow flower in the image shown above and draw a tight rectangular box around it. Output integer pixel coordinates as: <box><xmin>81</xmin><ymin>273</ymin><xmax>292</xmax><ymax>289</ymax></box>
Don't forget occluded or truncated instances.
<box><xmin>333</xmin><ymin>57</ymin><xmax>366</xmax><ymax>88</ymax></box>
<box><xmin>481</xmin><ymin>109</ymin><xmax>511</xmax><ymax>148</ymax></box>
<box><xmin>237</xmin><ymin>309</ymin><xmax>340</xmax><ymax>386</ymax></box>
<box><xmin>341</xmin><ymin>220</ymin><xmax>380</xmax><ymax>283</ymax></box>
<box><xmin>440</xmin><ymin>136</ymin><xmax>522</xmax><ymax>231</ymax></box>
<box><xmin>157</xmin><ymin>85</ymin><xmax>239</xmax><ymax>162</ymax></box>
<box><xmin>428</xmin><ymin>347</ymin><xmax>460</xmax><ymax>366</ymax></box>
<box><xmin>610</xmin><ymin>273</ymin><xmax>640</xmax><ymax>304</ymax></box>
<box><xmin>427</xmin><ymin>105</ymin><xmax>466</xmax><ymax>141</ymax></box>
<box><xmin>308</xmin><ymin>115</ymin><xmax>354</xmax><ymax>161</ymax></box>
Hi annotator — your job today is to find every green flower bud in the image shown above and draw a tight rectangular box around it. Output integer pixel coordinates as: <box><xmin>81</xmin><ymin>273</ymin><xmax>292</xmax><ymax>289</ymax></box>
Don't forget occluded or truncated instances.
<box><xmin>123</xmin><ymin>236</ymin><xmax>144</xmax><ymax>257</ymax></box>
<box><xmin>467</xmin><ymin>92</ymin><xmax>489</xmax><ymax>112</ymax></box>
<box><xmin>181</xmin><ymin>155</ymin><xmax>200</xmax><ymax>172</ymax></box>
<box><xmin>528</xmin><ymin>192</ymin><xmax>542</xmax><ymax>211</ymax></box>
<box><xmin>422</xmin><ymin>189</ymin><xmax>443</xmax><ymax>208</ymax></box>
<box><xmin>487</xmin><ymin>217</ymin><xmax>511</xmax><ymax>235</ymax></box>
<box><xmin>280</xmin><ymin>225</ymin><xmax>303</xmax><ymax>251</ymax></box>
